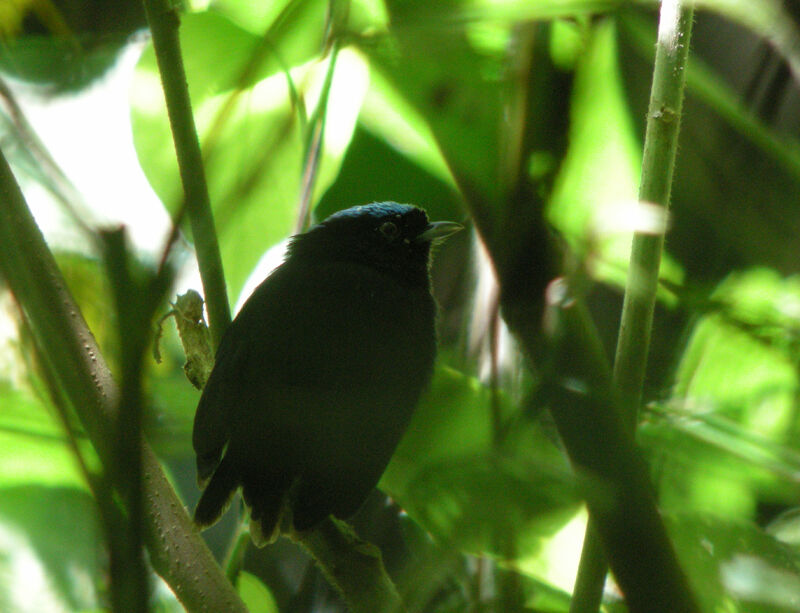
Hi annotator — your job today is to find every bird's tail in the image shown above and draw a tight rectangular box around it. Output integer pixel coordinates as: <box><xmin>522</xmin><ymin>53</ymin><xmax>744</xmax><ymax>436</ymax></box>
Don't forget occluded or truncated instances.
<box><xmin>241</xmin><ymin>475</ymin><xmax>290</xmax><ymax>547</ymax></box>
<box><xmin>194</xmin><ymin>454</ymin><xmax>239</xmax><ymax>528</ymax></box>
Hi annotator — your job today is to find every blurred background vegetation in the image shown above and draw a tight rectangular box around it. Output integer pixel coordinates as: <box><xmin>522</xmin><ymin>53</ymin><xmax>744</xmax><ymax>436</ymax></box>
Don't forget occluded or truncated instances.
<box><xmin>1</xmin><ymin>0</ymin><xmax>800</xmax><ymax>611</ymax></box>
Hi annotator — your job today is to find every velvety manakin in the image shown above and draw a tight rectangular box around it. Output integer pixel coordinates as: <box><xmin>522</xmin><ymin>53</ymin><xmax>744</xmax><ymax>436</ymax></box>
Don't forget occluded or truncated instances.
<box><xmin>192</xmin><ymin>202</ymin><xmax>461</xmax><ymax>545</ymax></box>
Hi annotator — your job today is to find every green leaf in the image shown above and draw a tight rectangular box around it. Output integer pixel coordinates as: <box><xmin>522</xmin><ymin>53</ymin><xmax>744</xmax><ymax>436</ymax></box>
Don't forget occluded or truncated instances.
<box><xmin>382</xmin><ymin>367</ymin><xmax>495</xmax><ymax>487</ymax></box>
<box><xmin>0</xmin><ymin>486</ymin><xmax>101</xmax><ymax>612</ymax></box>
<box><xmin>357</xmin><ymin>65</ymin><xmax>454</xmax><ymax>188</ymax></box>
<box><xmin>640</xmin><ymin>413</ymin><xmax>794</xmax><ymax>521</ymax></box>
<box><xmin>547</xmin><ymin>18</ymin><xmax>682</xmax><ymax>289</ymax></box>
<box><xmin>211</xmin><ymin>0</ymin><xmax>327</xmax><ymax>41</ymax></box>
<box><xmin>0</xmin><ymin>32</ymin><xmax>136</xmax><ymax>92</ymax></box>
<box><xmin>57</xmin><ymin>252</ymin><xmax>117</xmax><ymax>371</ymax></box>
<box><xmin>0</xmin><ymin>383</ymin><xmax>87</xmax><ymax>490</ymax></box>
<box><xmin>315</xmin><ymin>125</ymin><xmax>462</xmax><ymax>224</ymax></box>
<box><xmin>131</xmin><ymin>10</ymin><xmax>366</xmax><ymax>300</ymax></box>
<box><xmin>669</xmin><ymin>513</ymin><xmax>800</xmax><ymax>612</ymax></box>
<box><xmin>400</xmin><ymin>454</ymin><xmax>578</xmax><ymax>556</ymax></box>
<box><xmin>383</xmin><ymin>367</ymin><xmax>578</xmax><ymax>558</ymax></box>
<box><xmin>236</xmin><ymin>571</ymin><xmax>279</xmax><ymax>613</ymax></box>
<box><xmin>365</xmin><ymin>1</ymin><xmax>508</xmax><ymax>208</ymax></box>
<box><xmin>674</xmin><ymin>269</ymin><xmax>800</xmax><ymax>430</ymax></box>
<box><xmin>767</xmin><ymin>507</ymin><xmax>800</xmax><ymax>548</ymax></box>
<box><xmin>647</xmin><ymin>269</ymin><xmax>800</xmax><ymax>517</ymax></box>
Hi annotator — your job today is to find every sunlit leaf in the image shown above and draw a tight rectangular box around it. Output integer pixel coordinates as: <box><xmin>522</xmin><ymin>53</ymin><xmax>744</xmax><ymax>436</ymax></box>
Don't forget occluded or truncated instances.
<box><xmin>57</xmin><ymin>252</ymin><xmax>117</xmax><ymax>370</ymax></box>
<box><xmin>358</xmin><ymin>63</ymin><xmax>454</xmax><ymax>187</ymax></box>
<box><xmin>401</xmin><ymin>454</ymin><xmax>578</xmax><ymax>556</ymax></box>
<box><xmin>548</xmin><ymin>19</ymin><xmax>683</xmax><ymax>291</ymax></box>
<box><xmin>0</xmin><ymin>384</ymin><xmax>86</xmax><ymax>490</ymax></box>
<box><xmin>674</xmin><ymin>269</ymin><xmax>800</xmax><ymax>432</ymax></box>
<box><xmin>669</xmin><ymin>513</ymin><xmax>800</xmax><ymax>612</ymax></box>
<box><xmin>237</xmin><ymin>571</ymin><xmax>279</xmax><ymax>613</ymax></box>
<box><xmin>131</xmin><ymin>10</ymin><xmax>366</xmax><ymax>300</ymax></box>
<box><xmin>315</xmin><ymin>125</ymin><xmax>462</xmax><ymax>224</ymax></box>
<box><xmin>641</xmin><ymin>412</ymin><xmax>800</xmax><ymax>520</ymax></box>
<box><xmin>0</xmin><ymin>486</ymin><xmax>101</xmax><ymax>612</ymax></box>
<box><xmin>766</xmin><ymin>507</ymin><xmax>800</xmax><ymax>549</ymax></box>
<box><xmin>646</xmin><ymin>270</ymin><xmax>800</xmax><ymax>517</ymax></box>
<box><xmin>364</xmin><ymin>1</ymin><xmax>509</xmax><ymax>208</ymax></box>
<box><xmin>383</xmin><ymin>367</ymin><xmax>577</xmax><ymax>558</ymax></box>
<box><xmin>210</xmin><ymin>0</ymin><xmax>326</xmax><ymax>40</ymax></box>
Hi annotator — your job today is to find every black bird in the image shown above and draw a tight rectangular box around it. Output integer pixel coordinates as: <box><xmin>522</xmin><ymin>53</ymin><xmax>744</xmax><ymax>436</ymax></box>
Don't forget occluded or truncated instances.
<box><xmin>192</xmin><ymin>202</ymin><xmax>462</xmax><ymax>545</ymax></box>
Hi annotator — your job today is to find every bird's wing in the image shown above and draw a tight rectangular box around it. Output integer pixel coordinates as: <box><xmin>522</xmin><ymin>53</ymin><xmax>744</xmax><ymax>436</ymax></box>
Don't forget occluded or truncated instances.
<box><xmin>191</xmin><ymin>325</ymin><xmax>247</xmax><ymax>486</ymax></box>
<box><xmin>191</xmin><ymin>262</ymin><xmax>307</xmax><ymax>486</ymax></box>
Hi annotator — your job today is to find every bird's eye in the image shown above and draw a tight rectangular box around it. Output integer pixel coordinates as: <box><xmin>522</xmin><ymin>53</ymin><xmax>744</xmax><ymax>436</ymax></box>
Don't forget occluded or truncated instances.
<box><xmin>379</xmin><ymin>221</ymin><xmax>399</xmax><ymax>239</ymax></box>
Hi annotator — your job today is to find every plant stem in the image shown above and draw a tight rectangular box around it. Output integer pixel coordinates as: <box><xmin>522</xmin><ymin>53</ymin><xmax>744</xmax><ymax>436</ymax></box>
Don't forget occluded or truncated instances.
<box><xmin>616</xmin><ymin>0</ymin><xmax>694</xmax><ymax>412</ymax></box>
<box><xmin>103</xmin><ymin>229</ymin><xmax>153</xmax><ymax>613</ymax></box>
<box><xmin>570</xmin><ymin>2</ymin><xmax>695</xmax><ymax>611</ymax></box>
<box><xmin>292</xmin><ymin>518</ymin><xmax>406</xmax><ymax>613</ymax></box>
<box><xmin>142</xmin><ymin>0</ymin><xmax>231</xmax><ymax>349</ymax></box>
<box><xmin>534</xmin><ymin>286</ymin><xmax>698</xmax><ymax>613</ymax></box>
<box><xmin>0</xmin><ymin>147</ymin><xmax>248</xmax><ymax>613</ymax></box>
<box><xmin>569</xmin><ymin>522</ymin><xmax>606</xmax><ymax>613</ymax></box>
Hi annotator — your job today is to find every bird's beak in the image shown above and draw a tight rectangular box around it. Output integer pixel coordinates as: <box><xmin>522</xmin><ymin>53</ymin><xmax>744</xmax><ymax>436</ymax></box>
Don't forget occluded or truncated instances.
<box><xmin>415</xmin><ymin>221</ymin><xmax>464</xmax><ymax>243</ymax></box>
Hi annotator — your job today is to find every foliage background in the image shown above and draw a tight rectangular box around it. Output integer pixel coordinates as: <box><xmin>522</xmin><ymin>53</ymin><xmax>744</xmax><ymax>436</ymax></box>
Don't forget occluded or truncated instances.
<box><xmin>1</xmin><ymin>0</ymin><xmax>800</xmax><ymax>611</ymax></box>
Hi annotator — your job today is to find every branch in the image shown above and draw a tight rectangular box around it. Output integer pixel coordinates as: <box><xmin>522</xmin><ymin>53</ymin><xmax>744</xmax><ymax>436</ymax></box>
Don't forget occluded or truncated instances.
<box><xmin>291</xmin><ymin>518</ymin><xmax>405</xmax><ymax>613</ymax></box>
<box><xmin>615</xmin><ymin>0</ymin><xmax>694</xmax><ymax>421</ymax></box>
<box><xmin>142</xmin><ymin>0</ymin><xmax>231</xmax><ymax>349</ymax></box>
<box><xmin>571</xmin><ymin>3</ymin><xmax>696</xmax><ymax>610</ymax></box>
<box><xmin>528</xmin><ymin>284</ymin><xmax>698</xmax><ymax>613</ymax></box>
<box><xmin>0</xmin><ymin>147</ymin><xmax>248</xmax><ymax>613</ymax></box>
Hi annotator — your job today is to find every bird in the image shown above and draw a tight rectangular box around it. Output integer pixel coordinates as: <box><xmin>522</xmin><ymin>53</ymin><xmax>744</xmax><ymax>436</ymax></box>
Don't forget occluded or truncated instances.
<box><xmin>192</xmin><ymin>202</ymin><xmax>462</xmax><ymax>545</ymax></box>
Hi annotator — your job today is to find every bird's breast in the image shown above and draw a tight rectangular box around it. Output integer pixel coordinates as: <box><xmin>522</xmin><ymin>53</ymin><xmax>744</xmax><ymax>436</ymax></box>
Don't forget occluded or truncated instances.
<box><xmin>243</xmin><ymin>260</ymin><xmax>437</xmax><ymax>396</ymax></box>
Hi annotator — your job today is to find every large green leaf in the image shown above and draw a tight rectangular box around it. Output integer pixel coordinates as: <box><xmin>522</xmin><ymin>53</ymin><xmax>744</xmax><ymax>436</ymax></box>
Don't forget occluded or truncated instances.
<box><xmin>673</xmin><ymin>269</ymin><xmax>800</xmax><ymax>433</ymax></box>
<box><xmin>131</xmin><ymin>10</ymin><xmax>366</xmax><ymax>300</ymax></box>
<box><xmin>382</xmin><ymin>367</ymin><xmax>578</xmax><ymax>558</ymax></box>
<box><xmin>365</xmin><ymin>1</ymin><xmax>508</xmax><ymax>209</ymax></box>
<box><xmin>548</xmin><ymin>19</ymin><xmax>684</xmax><ymax>289</ymax></box>
<box><xmin>205</xmin><ymin>0</ymin><xmax>327</xmax><ymax>52</ymax></box>
<box><xmin>315</xmin><ymin>125</ymin><xmax>462</xmax><ymax>223</ymax></box>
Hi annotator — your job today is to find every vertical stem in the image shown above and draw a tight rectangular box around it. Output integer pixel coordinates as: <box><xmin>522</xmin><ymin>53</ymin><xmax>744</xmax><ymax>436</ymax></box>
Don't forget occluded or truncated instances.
<box><xmin>543</xmin><ymin>292</ymin><xmax>697</xmax><ymax>613</ymax></box>
<box><xmin>104</xmin><ymin>229</ymin><xmax>150</xmax><ymax>613</ymax></box>
<box><xmin>291</xmin><ymin>518</ymin><xmax>405</xmax><ymax>613</ymax></box>
<box><xmin>569</xmin><ymin>522</ymin><xmax>606</xmax><ymax>613</ymax></box>
<box><xmin>570</xmin><ymin>2</ymin><xmax>695</xmax><ymax>611</ymax></box>
<box><xmin>615</xmin><ymin>0</ymin><xmax>694</xmax><ymax>418</ymax></box>
<box><xmin>142</xmin><ymin>0</ymin><xmax>231</xmax><ymax>348</ymax></box>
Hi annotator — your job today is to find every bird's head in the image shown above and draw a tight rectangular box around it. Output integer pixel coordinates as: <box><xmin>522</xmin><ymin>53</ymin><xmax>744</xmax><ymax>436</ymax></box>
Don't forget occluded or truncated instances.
<box><xmin>287</xmin><ymin>202</ymin><xmax>462</xmax><ymax>286</ymax></box>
